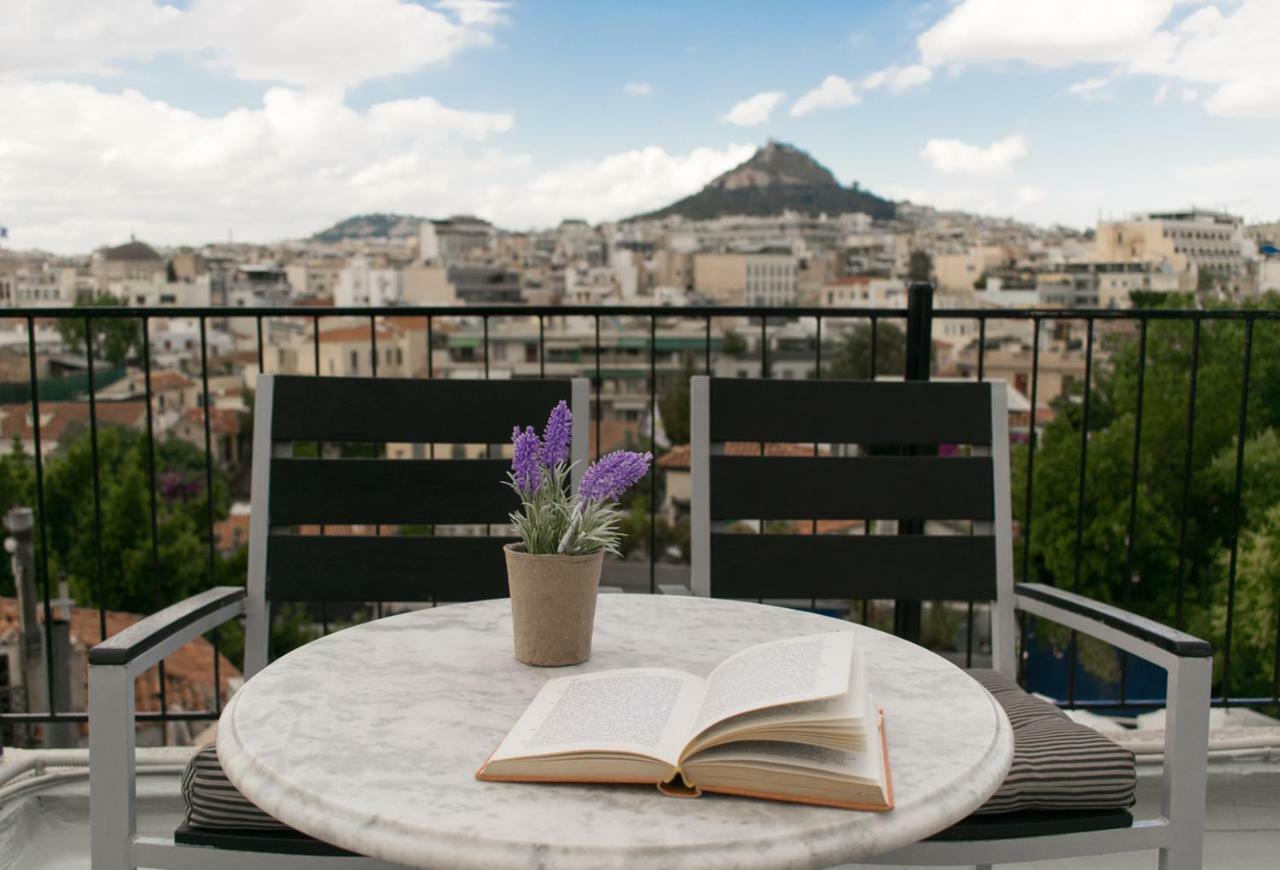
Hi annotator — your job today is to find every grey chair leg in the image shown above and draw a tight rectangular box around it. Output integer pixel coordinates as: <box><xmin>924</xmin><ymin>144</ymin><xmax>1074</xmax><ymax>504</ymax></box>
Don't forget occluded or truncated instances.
<box><xmin>1158</xmin><ymin>656</ymin><xmax>1211</xmax><ymax>870</ymax></box>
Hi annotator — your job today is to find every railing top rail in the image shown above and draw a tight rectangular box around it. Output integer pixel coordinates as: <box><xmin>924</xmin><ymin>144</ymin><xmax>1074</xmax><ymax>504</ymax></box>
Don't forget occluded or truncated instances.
<box><xmin>6</xmin><ymin>304</ymin><xmax>1279</xmax><ymax>321</ymax></box>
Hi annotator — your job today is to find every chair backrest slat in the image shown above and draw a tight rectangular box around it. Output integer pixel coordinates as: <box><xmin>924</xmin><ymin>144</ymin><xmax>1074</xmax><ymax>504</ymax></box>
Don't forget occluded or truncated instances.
<box><xmin>709</xmin><ymin>378</ymin><xmax>992</xmax><ymax>445</ymax></box>
<box><xmin>267</xmin><ymin>535</ymin><xmax>511</xmax><ymax>602</ymax></box>
<box><xmin>271</xmin><ymin>376</ymin><xmax>571</xmax><ymax>444</ymax></box>
<box><xmin>710</xmin><ymin>534</ymin><xmax>997</xmax><ymax>600</ymax></box>
<box><xmin>269</xmin><ymin>458</ymin><xmax>516</xmax><ymax>526</ymax></box>
<box><xmin>710</xmin><ymin>456</ymin><xmax>994</xmax><ymax>521</ymax></box>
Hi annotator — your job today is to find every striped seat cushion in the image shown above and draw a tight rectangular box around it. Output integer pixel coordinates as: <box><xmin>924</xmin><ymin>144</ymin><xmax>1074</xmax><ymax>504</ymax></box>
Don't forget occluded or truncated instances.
<box><xmin>969</xmin><ymin>668</ymin><xmax>1136</xmax><ymax>815</ymax></box>
<box><xmin>182</xmin><ymin>744</ymin><xmax>293</xmax><ymax>831</ymax></box>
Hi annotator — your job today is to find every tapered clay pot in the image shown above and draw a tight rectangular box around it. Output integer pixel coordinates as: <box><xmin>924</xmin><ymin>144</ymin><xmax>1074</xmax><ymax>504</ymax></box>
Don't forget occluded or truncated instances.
<box><xmin>505</xmin><ymin>543</ymin><xmax>603</xmax><ymax>667</ymax></box>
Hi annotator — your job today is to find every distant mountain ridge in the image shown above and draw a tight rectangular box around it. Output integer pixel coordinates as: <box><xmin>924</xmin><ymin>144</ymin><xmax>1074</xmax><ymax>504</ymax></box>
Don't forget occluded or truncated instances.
<box><xmin>309</xmin><ymin>143</ymin><xmax>896</xmax><ymax>241</ymax></box>
<box><xmin>310</xmin><ymin>213</ymin><xmax>425</xmax><ymax>242</ymax></box>
<box><xmin>627</xmin><ymin>141</ymin><xmax>895</xmax><ymax>222</ymax></box>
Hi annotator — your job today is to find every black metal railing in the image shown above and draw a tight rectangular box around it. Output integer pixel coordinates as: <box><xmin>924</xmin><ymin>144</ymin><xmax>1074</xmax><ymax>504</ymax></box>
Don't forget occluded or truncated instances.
<box><xmin>2</xmin><ymin>291</ymin><xmax>1278</xmax><ymax>744</ymax></box>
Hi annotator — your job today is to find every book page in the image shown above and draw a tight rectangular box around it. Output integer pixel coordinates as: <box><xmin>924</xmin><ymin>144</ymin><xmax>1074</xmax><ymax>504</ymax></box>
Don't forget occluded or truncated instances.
<box><xmin>488</xmin><ymin>669</ymin><xmax>704</xmax><ymax>767</ymax></box>
<box><xmin>683</xmin><ymin>650</ymin><xmax>868</xmax><ymax>758</ymax></box>
<box><xmin>692</xmin><ymin>630</ymin><xmax>856</xmax><ymax>734</ymax></box>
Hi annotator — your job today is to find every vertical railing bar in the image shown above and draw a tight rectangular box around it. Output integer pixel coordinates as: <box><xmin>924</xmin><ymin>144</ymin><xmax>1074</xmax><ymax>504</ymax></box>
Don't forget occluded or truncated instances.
<box><xmin>1072</xmin><ymin>318</ymin><xmax>1095</xmax><ymax>590</ymax></box>
<box><xmin>25</xmin><ymin>317</ymin><xmax>57</xmax><ymax>718</ymax></box>
<box><xmin>811</xmin><ymin>316</ymin><xmax>821</xmax><ymax>603</ymax></box>
<box><xmin>869</xmin><ymin>316</ymin><xmax>878</xmax><ymax>380</ymax></box>
<box><xmin>85</xmin><ymin>319</ymin><xmax>107</xmax><ymax>641</ymax></box>
<box><xmin>256</xmin><ymin>315</ymin><xmax>265</xmax><ymax>373</ymax></box>
<box><xmin>312</xmin><ymin>313</ymin><xmax>326</xmax><ymax>636</ymax></box>
<box><xmin>368</xmin><ymin>314</ymin><xmax>381</xmax><ymax>623</ymax></box>
<box><xmin>140</xmin><ymin>316</ymin><xmax>167</xmax><ymax>723</ymax></box>
<box><xmin>1175</xmin><ymin>319</ymin><xmax>1202</xmax><ymax>630</ymax></box>
<box><xmin>704</xmin><ymin>315</ymin><xmax>712</xmax><ymax>375</ymax></box>
<box><xmin>198</xmin><ymin>317</ymin><xmax>216</xmax><ymax>585</ymax></box>
<box><xmin>482</xmin><ymin>315</ymin><xmax>490</xmax><ymax>379</ymax></box>
<box><xmin>198</xmin><ymin>317</ymin><xmax>219</xmax><ymax>711</ymax></box>
<box><xmin>1022</xmin><ymin>318</ymin><xmax>1042</xmax><ymax>583</ymax></box>
<box><xmin>1067</xmin><ymin>318</ymin><xmax>1095</xmax><ymax>708</ymax></box>
<box><xmin>865</xmin><ymin>315</ymin><xmax>878</xmax><ymax>571</ymax></box>
<box><xmin>312</xmin><ymin>316</ymin><xmax>321</xmax><ymax>375</ymax></box>
<box><xmin>1220</xmin><ymin>318</ymin><xmax>1253</xmax><ymax>705</ymax></box>
<box><xmin>965</xmin><ymin>601</ymin><xmax>975</xmax><ymax>668</ymax></box>
<box><xmin>1120</xmin><ymin>318</ymin><xmax>1149</xmax><ymax>705</ymax></box>
<box><xmin>539</xmin><ymin>314</ymin><xmax>546</xmax><ymax>378</ymax></box>
<box><xmin>970</xmin><ymin>316</ymin><xmax>985</xmax><ymax>667</ymax></box>
<box><xmin>649</xmin><ymin>315</ymin><xmax>657</xmax><ymax>594</ymax></box>
<box><xmin>760</xmin><ymin>315</ymin><xmax>767</xmax><ymax>378</ymax></box>
<box><xmin>977</xmin><ymin>318</ymin><xmax>987</xmax><ymax>382</ymax></box>
<box><xmin>427</xmin><ymin>316</ymin><xmax>434</xmax><ymax>462</ymax></box>
<box><xmin>594</xmin><ymin>315</ymin><xmax>602</xmax><ymax>461</ymax></box>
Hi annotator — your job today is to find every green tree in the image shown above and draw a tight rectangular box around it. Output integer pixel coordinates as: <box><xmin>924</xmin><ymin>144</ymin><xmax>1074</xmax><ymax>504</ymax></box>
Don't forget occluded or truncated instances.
<box><xmin>824</xmin><ymin>321</ymin><xmax>907</xmax><ymax>380</ymax></box>
<box><xmin>56</xmin><ymin>293</ymin><xmax>143</xmax><ymax>366</ymax></box>
<box><xmin>1016</xmin><ymin>295</ymin><xmax>1280</xmax><ymax>696</ymax></box>
<box><xmin>907</xmin><ymin>250</ymin><xmax>934</xmax><ymax>283</ymax></box>
<box><xmin>720</xmin><ymin>330</ymin><xmax>747</xmax><ymax>356</ymax></box>
<box><xmin>658</xmin><ymin>357</ymin><xmax>695</xmax><ymax>445</ymax></box>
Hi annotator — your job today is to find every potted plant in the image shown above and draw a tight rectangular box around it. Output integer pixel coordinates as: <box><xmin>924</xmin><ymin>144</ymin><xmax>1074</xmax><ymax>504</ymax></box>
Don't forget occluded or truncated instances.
<box><xmin>505</xmin><ymin>400</ymin><xmax>651</xmax><ymax>666</ymax></box>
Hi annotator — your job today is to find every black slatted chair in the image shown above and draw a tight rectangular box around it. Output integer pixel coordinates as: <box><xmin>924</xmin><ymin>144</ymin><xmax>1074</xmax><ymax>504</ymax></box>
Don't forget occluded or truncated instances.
<box><xmin>88</xmin><ymin>374</ymin><xmax>589</xmax><ymax>869</ymax></box>
<box><xmin>687</xmin><ymin>376</ymin><xmax>1212</xmax><ymax>869</ymax></box>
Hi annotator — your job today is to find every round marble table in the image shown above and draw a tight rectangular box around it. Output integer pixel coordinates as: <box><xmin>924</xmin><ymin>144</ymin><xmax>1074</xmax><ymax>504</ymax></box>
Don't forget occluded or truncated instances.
<box><xmin>218</xmin><ymin>596</ymin><xmax>1012</xmax><ymax>869</ymax></box>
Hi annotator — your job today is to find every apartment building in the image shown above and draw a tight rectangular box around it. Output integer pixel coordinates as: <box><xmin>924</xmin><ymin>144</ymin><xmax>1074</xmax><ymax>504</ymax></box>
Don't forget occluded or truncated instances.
<box><xmin>693</xmin><ymin>249</ymin><xmax>797</xmax><ymax>306</ymax></box>
<box><xmin>1095</xmin><ymin>209</ymin><xmax>1252</xmax><ymax>289</ymax></box>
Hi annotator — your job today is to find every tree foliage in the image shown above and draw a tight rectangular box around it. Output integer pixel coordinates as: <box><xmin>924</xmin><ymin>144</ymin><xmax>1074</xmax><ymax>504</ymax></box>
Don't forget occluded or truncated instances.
<box><xmin>56</xmin><ymin>293</ymin><xmax>144</xmax><ymax>367</ymax></box>
<box><xmin>658</xmin><ymin>356</ymin><xmax>695</xmax><ymax>445</ymax></box>
<box><xmin>1015</xmin><ymin>295</ymin><xmax>1280</xmax><ymax>696</ymax></box>
<box><xmin>824</xmin><ymin>321</ymin><xmax>907</xmax><ymax>380</ymax></box>
<box><xmin>907</xmin><ymin>250</ymin><xmax>934</xmax><ymax>283</ymax></box>
<box><xmin>0</xmin><ymin>425</ymin><xmax>228</xmax><ymax>613</ymax></box>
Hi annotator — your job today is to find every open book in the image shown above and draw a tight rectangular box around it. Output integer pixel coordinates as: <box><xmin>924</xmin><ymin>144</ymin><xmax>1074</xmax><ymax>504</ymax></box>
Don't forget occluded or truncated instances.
<box><xmin>477</xmin><ymin>630</ymin><xmax>892</xmax><ymax>811</ymax></box>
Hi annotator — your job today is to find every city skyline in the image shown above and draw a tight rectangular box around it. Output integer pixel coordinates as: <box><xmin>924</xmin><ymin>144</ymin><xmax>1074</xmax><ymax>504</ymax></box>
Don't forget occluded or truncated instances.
<box><xmin>3</xmin><ymin>0</ymin><xmax>1279</xmax><ymax>254</ymax></box>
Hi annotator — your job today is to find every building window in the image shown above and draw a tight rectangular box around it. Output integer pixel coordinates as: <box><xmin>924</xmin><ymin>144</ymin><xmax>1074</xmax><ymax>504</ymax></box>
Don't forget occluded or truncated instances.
<box><xmin>350</xmin><ymin>350</ymin><xmax>359</xmax><ymax>372</ymax></box>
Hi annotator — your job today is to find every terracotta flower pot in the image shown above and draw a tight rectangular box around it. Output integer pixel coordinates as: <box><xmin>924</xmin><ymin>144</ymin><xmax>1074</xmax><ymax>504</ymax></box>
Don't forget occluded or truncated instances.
<box><xmin>504</xmin><ymin>543</ymin><xmax>603</xmax><ymax>667</ymax></box>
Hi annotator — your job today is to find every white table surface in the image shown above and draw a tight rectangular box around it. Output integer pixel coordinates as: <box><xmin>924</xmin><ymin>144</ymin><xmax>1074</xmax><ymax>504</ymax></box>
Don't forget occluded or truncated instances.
<box><xmin>218</xmin><ymin>595</ymin><xmax>1013</xmax><ymax>869</ymax></box>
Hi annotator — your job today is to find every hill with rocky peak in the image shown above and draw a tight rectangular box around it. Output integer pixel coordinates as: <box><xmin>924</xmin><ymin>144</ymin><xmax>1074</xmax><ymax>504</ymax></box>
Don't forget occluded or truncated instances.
<box><xmin>628</xmin><ymin>141</ymin><xmax>894</xmax><ymax>222</ymax></box>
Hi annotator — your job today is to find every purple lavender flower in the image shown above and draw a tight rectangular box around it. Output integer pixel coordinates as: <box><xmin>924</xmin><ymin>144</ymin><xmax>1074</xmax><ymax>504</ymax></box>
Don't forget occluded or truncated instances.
<box><xmin>579</xmin><ymin>450</ymin><xmax>652</xmax><ymax>504</ymax></box>
<box><xmin>511</xmin><ymin>425</ymin><xmax>542</xmax><ymax>494</ymax></box>
<box><xmin>541</xmin><ymin>400</ymin><xmax>572</xmax><ymax>468</ymax></box>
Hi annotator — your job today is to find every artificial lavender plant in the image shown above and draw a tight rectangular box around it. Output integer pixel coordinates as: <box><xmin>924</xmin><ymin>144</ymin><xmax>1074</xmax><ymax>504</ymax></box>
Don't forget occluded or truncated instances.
<box><xmin>506</xmin><ymin>400</ymin><xmax>651</xmax><ymax>556</ymax></box>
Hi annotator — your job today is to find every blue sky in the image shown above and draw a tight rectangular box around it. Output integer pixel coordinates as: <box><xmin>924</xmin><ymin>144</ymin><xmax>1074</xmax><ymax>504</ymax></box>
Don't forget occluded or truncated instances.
<box><xmin>3</xmin><ymin>0</ymin><xmax>1279</xmax><ymax>253</ymax></box>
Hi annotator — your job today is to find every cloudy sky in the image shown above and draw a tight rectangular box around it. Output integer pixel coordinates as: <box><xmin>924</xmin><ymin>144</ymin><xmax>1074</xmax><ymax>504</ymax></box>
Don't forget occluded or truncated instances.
<box><xmin>2</xmin><ymin>0</ymin><xmax>1279</xmax><ymax>253</ymax></box>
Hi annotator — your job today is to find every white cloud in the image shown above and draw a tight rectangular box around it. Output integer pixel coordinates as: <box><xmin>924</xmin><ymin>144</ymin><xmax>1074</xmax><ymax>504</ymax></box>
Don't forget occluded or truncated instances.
<box><xmin>0</xmin><ymin>0</ymin><xmax>502</xmax><ymax>90</ymax></box>
<box><xmin>1154</xmin><ymin>83</ymin><xmax>1171</xmax><ymax>104</ymax></box>
<box><xmin>724</xmin><ymin>91</ymin><xmax>785</xmax><ymax>126</ymax></box>
<box><xmin>920</xmin><ymin>134</ymin><xmax>1028</xmax><ymax>174</ymax></box>
<box><xmin>790</xmin><ymin>76</ymin><xmax>859</xmax><ymax>117</ymax></box>
<box><xmin>912</xmin><ymin>0</ymin><xmax>1280</xmax><ymax>118</ymax></box>
<box><xmin>1130</xmin><ymin>1</ymin><xmax>1280</xmax><ymax>117</ymax></box>
<box><xmin>918</xmin><ymin>0</ymin><xmax>1175</xmax><ymax>68</ymax></box>
<box><xmin>0</xmin><ymin>79</ymin><xmax>750</xmax><ymax>252</ymax></box>
<box><xmin>1067</xmin><ymin>77</ymin><xmax>1113</xmax><ymax>102</ymax></box>
<box><xmin>0</xmin><ymin>80</ymin><xmax>517</xmax><ymax>251</ymax></box>
<box><xmin>624</xmin><ymin>82</ymin><xmax>652</xmax><ymax>96</ymax></box>
<box><xmin>861</xmin><ymin>64</ymin><xmax>933</xmax><ymax>94</ymax></box>
<box><xmin>516</xmin><ymin>144</ymin><xmax>756</xmax><ymax>225</ymax></box>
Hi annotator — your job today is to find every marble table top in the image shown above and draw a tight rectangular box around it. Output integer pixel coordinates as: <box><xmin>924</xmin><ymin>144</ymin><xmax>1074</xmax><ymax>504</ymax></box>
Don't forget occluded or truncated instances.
<box><xmin>218</xmin><ymin>596</ymin><xmax>1013</xmax><ymax>869</ymax></box>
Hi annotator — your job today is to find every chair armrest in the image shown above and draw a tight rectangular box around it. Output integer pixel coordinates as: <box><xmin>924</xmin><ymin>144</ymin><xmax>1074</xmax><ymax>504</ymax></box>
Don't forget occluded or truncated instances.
<box><xmin>88</xmin><ymin>586</ymin><xmax>247</xmax><ymax>667</ymax></box>
<box><xmin>1016</xmin><ymin>582</ymin><xmax>1211</xmax><ymax>659</ymax></box>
